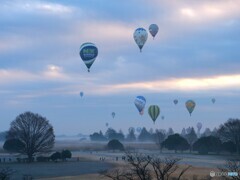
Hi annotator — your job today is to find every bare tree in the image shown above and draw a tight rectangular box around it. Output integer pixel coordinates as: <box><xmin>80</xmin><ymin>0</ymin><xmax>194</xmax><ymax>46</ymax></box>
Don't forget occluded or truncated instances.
<box><xmin>218</xmin><ymin>159</ymin><xmax>240</xmax><ymax>180</ymax></box>
<box><xmin>155</xmin><ymin>130</ymin><xmax>166</xmax><ymax>153</ymax></box>
<box><xmin>218</xmin><ymin>119</ymin><xmax>240</xmax><ymax>155</ymax></box>
<box><xmin>0</xmin><ymin>167</ymin><xmax>15</xmax><ymax>180</ymax></box>
<box><xmin>102</xmin><ymin>152</ymin><xmax>191</xmax><ymax>180</ymax></box>
<box><xmin>6</xmin><ymin>111</ymin><xmax>55</xmax><ymax>162</ymax></box>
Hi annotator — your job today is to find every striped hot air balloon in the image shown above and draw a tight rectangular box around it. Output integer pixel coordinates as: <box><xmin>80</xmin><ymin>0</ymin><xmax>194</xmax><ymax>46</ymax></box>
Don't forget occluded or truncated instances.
<box><xmin>148</xmin><ymin>105</ymin><xmax>160</xmax><ymax>124</ymax></box>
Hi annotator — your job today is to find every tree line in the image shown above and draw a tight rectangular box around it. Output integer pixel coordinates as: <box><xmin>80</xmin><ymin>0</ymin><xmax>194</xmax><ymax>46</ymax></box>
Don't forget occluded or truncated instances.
<box><xmin>90</xmin><ymin>118</ymin><xmax>240</xmax><ymax>155</ymax></box>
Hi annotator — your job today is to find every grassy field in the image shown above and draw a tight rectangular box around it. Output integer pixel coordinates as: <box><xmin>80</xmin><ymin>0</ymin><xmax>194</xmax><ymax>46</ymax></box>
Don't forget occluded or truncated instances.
<box><xmin>0</xmin><ymin>140</ymin><xmax>237</xmax><ymax>179</ymax></box>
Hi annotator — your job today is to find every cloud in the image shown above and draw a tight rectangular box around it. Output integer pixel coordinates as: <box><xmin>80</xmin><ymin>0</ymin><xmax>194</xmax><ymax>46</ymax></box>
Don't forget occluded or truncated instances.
<box><xmin>0</xmin><ymin>65</ymin><xmax>70</xmax><ymax>85</ymax></box>
<box><xmin>1</xmin><ymin>1</ymin><xmax>74</xmax><ymax>15</ymax></box>
<box><xmin>93</xmin><ymin>74</ymin><xmax>240</xmax><ymax>95</ymax></box>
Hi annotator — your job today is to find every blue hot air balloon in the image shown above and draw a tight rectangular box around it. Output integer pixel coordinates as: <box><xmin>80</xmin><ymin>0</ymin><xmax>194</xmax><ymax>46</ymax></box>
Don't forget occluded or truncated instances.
<box><xmin>134</xmin><ymin>96</ymin><xmax>146</xmax><ymax>115</ymax></box>
<box><xmin>149</xmin><ymin>24</ymin><xmax>159</xmax><ymax>39</ymax></box>
<box><xmin>80</xmin><ymin>92</ymin><xmax>84</xmax><ymax>98</ymax></box>
<box><xmin>79</xmin><ymin>42</ymin><xmax>98</xmax><ymax>72</ymax></box>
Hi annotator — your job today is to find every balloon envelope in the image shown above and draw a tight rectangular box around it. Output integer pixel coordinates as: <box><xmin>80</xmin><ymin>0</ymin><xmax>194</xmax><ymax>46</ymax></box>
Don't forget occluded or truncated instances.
<box><xmin>79</xmin><ymin>42</ymin><xmax>98</xmax><ymax>72</ymax></box>
<box><xmin>80</xmin><ymin>92</ymin><xmax>84</xmax><ymax>97</ymax></box>
<box><xmin>136</xmin><ymin>127</ymin><xmax>142</xmax><ymax>133</ymax></box>
<box><xmin>134</xmin><ymin>96</ymin><xmax>146</xmax><ymax>115</ymax></box>
<box><xmin>173</xmin><ymin>99</ymin><xmax>178</xmax><ymax>105</ymax></box>
<box><xmin>149</xmin><ymin>24</ymin><xmax>159</xmax><ymax>39</ymax></box>
<box><xmin>212</xmin><ymin>98</ymin><xmax>216</xmax><ymax>104</ymax></box>
<box><xmin>185</xmin><ymin>100</ymin><xmax>196</xmax><ymax>116</ymax></box>
<box><xmin>111</xmin><ymin>112</ymin><xmax>115</xmax><ymax>118</ymax></box>
<box><xmin>148</xmin><ymin>105</ymin><xmax>160</xmax><ymax>123</ymax></box>
<box><xmin>197</xmin><ymin>122</ymin><xmax>202</xmax><ymax>130</ymax></box>
<box><xmin>133</xmin><ymin>28</ymin><xmax>148</xmax><ymax>52</ymax></box>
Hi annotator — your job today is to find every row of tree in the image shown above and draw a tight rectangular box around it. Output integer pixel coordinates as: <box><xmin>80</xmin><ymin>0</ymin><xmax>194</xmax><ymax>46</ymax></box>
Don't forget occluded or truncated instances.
<box><xmin>90</xmin><ymin>127</ymin><xmax>218</xmax><ymax>142</ymax></box>
<box><xmin>90</xmin><ymin>118</ymin><xmax>240</xmax><ymax>155</ymax></box>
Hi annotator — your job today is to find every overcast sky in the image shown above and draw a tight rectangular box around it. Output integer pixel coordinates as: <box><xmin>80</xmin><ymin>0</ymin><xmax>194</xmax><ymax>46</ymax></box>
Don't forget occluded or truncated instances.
<box><xmin>0</xmin><ymin>0</ymin><xmax>240</xmax><ymax>135</ymax></box>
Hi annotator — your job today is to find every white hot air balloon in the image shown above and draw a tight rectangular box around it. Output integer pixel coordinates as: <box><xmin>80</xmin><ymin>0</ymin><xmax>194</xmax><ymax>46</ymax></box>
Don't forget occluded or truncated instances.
<box><xmin>133</xmin><ymin>28</ymin><xmax>148</xmax><ymax>52</ymax></box>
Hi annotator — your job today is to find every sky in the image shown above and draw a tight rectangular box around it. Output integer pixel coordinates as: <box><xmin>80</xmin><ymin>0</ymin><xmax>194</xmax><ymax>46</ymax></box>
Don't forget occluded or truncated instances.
<box><xmin>0</xmin><ymin>0</ymin><xmax>240</xmax><ymax>135</ymax></box>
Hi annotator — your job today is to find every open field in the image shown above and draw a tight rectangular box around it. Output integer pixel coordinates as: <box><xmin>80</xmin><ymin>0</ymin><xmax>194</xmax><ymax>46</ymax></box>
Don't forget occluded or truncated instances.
<box><xmin>0</xmin><ymin>161</ymin><xmax>112</xmax><ymax>179</ymax></box>
<box><xmin>0</xmin><ymin>140</ymin><xmax>238</xmax><ymax>179</ymax></box>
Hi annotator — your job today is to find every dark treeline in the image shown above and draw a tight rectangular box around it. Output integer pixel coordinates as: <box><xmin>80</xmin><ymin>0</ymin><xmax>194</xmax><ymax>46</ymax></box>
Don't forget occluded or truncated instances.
<box><xmin>90</xmin><ymin>118</ymin><xmax>240</xmax><ymax>155</ymax></box>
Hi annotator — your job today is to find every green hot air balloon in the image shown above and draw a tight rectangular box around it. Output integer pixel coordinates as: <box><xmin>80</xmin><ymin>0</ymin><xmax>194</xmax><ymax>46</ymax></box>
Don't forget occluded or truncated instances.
<box><xmin>148</xmin><ymin>105</ymin><xmax>160</xmax><ymax>124</ymax></box>
<box><xmin>185</xmin><ymin>100</ymin><xmax>196</xmax><ymax>116</ymax></box>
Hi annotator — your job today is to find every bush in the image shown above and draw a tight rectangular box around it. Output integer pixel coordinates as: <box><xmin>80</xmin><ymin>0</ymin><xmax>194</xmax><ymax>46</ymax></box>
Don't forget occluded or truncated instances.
<box><xmin>36</xmin><ymin>156</ymin><xmax>50</xmax><ymax>162</ymax></box>
<box><xmin>3</xmin><ymin>138</ymin><xmax>25</xmax><ymax>153</ymax></box>
<box><xmin>222</xmin><ymin>141</ymin><xmax>236</xmax><ymax>154</ymax></box>
<box><xmin>193</xmin><ymin>136</ymin><xmax>222</xmax><ymax>154</ymax></box>
<box><xmin>107</xmin><ymin>139</ymin><xmax>124</xmax><ymax>151</ymax></box>
<box><xmin>50</xmin><ymin>152</ymin><xmax>61</xmax><ymax>162</ymax></box>
<box><xmin>61</xmin><ymin>150</ymin><xmax>72</xmax><ymax>160</ymax></box>
<box><xmin>162</xmin><ymin>134</ymin><xmax>189</xmax><ymax>152</ymax></box>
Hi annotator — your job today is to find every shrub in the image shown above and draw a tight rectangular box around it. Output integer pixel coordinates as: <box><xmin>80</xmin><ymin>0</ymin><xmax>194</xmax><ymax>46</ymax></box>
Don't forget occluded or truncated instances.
<box><xmin>107</xmin><ymin>139</ymin><xmax>124</xmax><ymax>151</ymax></box>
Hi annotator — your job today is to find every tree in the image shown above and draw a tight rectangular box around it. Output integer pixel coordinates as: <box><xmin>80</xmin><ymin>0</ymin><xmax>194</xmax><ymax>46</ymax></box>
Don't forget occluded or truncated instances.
<box><xmin>185</xmin><ymin>127</ymin><xmax>198</xmax><ymax>153</ymax></box>
<box><xmin>193</xmin><ymin>136</ymin><xmax>222</xmax><ymax>154</ymax></box>
<box><xmin>50</xmin><ymin>152</ymin><xmax>61</xmax><ymax>162</ymax></box>
<box><xmin>105</xmin><ymin>128</ymin><xmax>124</xmax><ymax>141</ymax></box>
<box><xmin>126</xmin><ymin>127</ymin><xmax>136</xmax><ymax>142</ymax></box>
<box><xmin>6</xmin><ymin>111</ymin><xmax>55</xmax><ymax>162</ymax></box>
<box><xmin>138</xmin><ymin>127</ymin><xmax>153</xmax><ymax>142</ymax></box>
<box><xmin>90</xmin><ymin>131</ymin><xmax>107</xmax><ymax>141</ymax></box>
<box><xmin>162</xmin><ymin>134</ymin><xmax>189</xmax><ymax>153</ymax></box>
<box><xmin>218</xmin><ymin>159</ymin><xmax>240</xmax><ymax>180</ymax></box>
<box><xmin>167</xmin><ymin>128</ymin><xmax>174</xmax><ymax>137</ymax></box>
<box><xmin>107</xmin><ymin>139</ymin><xmax>124</xmax><ymax>151</ymax></box>
<box><xmin>211</xmin><ymin>127</ymin><xmax>218</xmax><ymax>137</ymax></box>
<box><xmin>222</xmin><ymin>141</ymin><xmax>236</xmax><ymax>154</ymax></box>
<box><xmin>201</xmin><ymin>128</ymin><xmax>211</xmax><ymax>137</ymax></box>
<box><xmin>102</xmin><ymin>152</ymin><xmax>191</xmax><ymax>180</ymax></box>
<box><xmin>0</xmin><ymin>167</ymin><xmax>15</xmax><ymax>180</ymax></box>
<box><xmin>3</xmin><ymin>138</ymin><xmax>25</xmax><ymax>153</ymax></box>
<box><xmin>181</xmin><ymin>128</ymin><xmax>186</xmax><ymax>137</ymax></box>
<box><xmin>154</xmin><ymin>129</ymin><xmax>166</xmax><ymax>152</ymax></box>
<box><xmin>0</xmin><ymin>131</ymin><xmax>7</xmax><ymax>141</ymax></box>
<box><xmin>218</xmin><ymin>119</ymin><xmax>240</xmax><ymax>155</ymax></box>
<box><xmin>61</xmin><ymin>150</ymin><xmax>72</xmax><ymax>161</ymax></box>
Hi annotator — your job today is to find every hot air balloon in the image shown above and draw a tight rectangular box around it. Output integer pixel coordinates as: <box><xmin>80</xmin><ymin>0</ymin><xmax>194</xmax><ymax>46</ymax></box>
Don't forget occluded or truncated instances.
<box><xmin>196</xmin><ymin>122</ymin><xmax>202</xmax><ymax>136</ymax></box>
<box><xmin>149</xmin><ymin>24</ymin><xmax>159</xmax><ymax>39</ymax></box>
<box><xmin>134</xmin><ymin>96</ymin><xmax>146</xmax><ymax>115</ymax></box>
<box><xmin>197</xmin><ymin>122</ymin><xmax>202</xmax><ymax>130</ymax></box>
<box><xmin>211</xmin><ymin>98</ymin><xmax>216</xmax><ymax>104</ymax></box>
<box><xmin>106</xmin><ymin>123</ymin><xmax>109</xmax><ymax>127</ymax></box>
<box><xmin>80</xmin><ymin>92</ymin><xmax>84</xmax><ymax>98</ymax></box>
<box><xmin>111</xmin><ymin>112</ymin><xmax>115</xmax><ymax>119</ymax></box>
<box><xmin>185</xmin><ymin>100</ymin><xmax>196</xmax><ymax>116</ymax></box>
<box><xmin>161</xmin><ymin>116</ymin><xmax>165</xmax><ymax>120</ymax></box>
<box><xmin>79</xmin><ymin>42</ymin><xmax>98</xmax><ymax>72</ymax></box>
<box><xmin>148</xmin><ymin>105</ymin><xmax>160</xmax><ymax>123</ymax></box>
<box><xmin>128</xmin><ymin>127</ymin><xmax>135</xmax><ymax>133</ymax></box>
<box><xmin>133</xmin><ymin>28</ymin><xmax>148</xmax><ymax>52</ymax></box>
<box><xmin>136</xmin><ymin>127</ymin><xmax>142</xmax><ymax>133</ymax></box>
<box><xmin>173</xmin><ymin>99</ymin><xmax>178</xmax><ymax>105</ymax></box>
